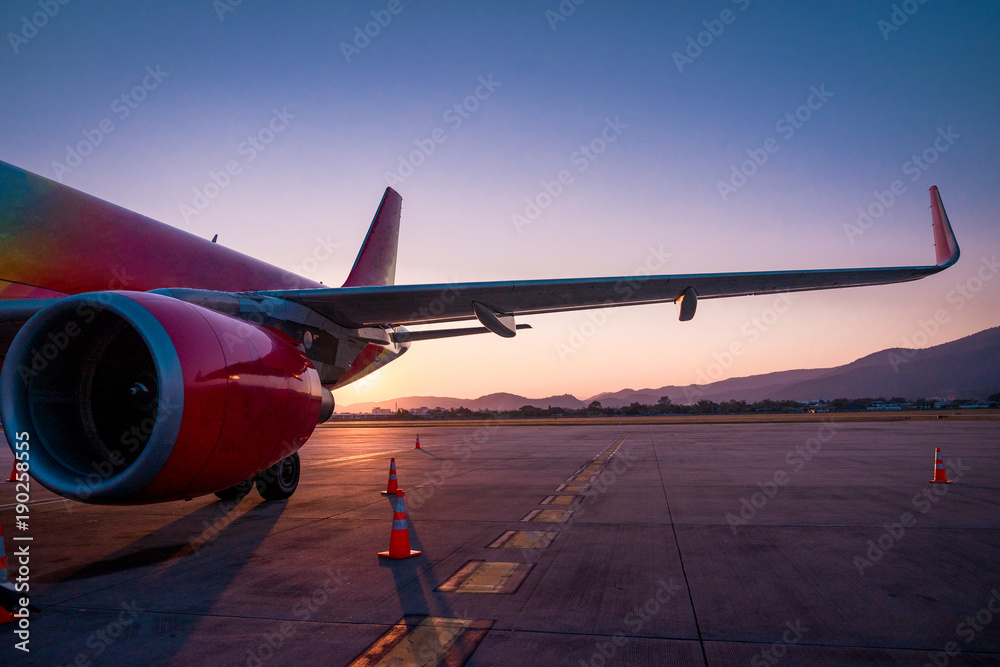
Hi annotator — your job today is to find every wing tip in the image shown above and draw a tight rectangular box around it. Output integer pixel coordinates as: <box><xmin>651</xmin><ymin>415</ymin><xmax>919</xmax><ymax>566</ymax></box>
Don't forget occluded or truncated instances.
<box><xmin>929</xmin><ymin>185</ymin><xmax>960</xmax><ymax>268</ymax></box>
<box><xmin>342</xmin><ymin>188</ymin><xmax>402</xmax><ymax>288</ymax></box>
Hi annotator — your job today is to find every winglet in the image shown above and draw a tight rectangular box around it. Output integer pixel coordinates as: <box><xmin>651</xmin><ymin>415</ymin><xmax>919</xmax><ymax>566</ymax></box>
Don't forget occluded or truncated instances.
<box><xmin>342</xmin><ymin>188</ymin><xmax>402</xmax><ymax>287</ymax></box>
<box><xmin>929</xmin><ymin>186</ymin><xmax>960</xmax><ymax>267</ymax></box>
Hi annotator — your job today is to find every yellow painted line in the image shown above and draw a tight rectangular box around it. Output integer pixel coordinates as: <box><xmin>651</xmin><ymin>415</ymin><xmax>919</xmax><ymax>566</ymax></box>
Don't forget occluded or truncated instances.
<box><xmin>558</xmin><ymin>433</ymin><xmax>630</xmax><ymax>487</ymax></box>
<box><xmin>522</xmin><ymin>509</ymin><xmax>572</xmax><ymax>523</ymax></box>
<box><xmin>556</xmin><ymin>483</ymin><xmax>589</xmax><ymax>493</ymax></box>
<box><xmin>347</xmin><ymin>616</ymin><xmax>493</xmax><ymax>666</ymax></box>
<box><xmin>488</xmin><ymin>530</ymin><xmax>557</xmax><ymax>549</ymax></box>
<box><xmin>541</xmin><ymin>495</ymin><xmax>580</xmax><ymax>506</ymax></box>
<box><xmin>437</xmin><ymin>560</ymin><xmax>534</xmax><ymax>594</ymax></box>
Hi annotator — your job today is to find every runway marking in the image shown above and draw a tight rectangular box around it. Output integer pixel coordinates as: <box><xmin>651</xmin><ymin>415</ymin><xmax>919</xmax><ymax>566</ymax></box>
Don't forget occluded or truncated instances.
<box><xmin>521</xmin><ymin>509</ymin><xmax>573</xmax><ymax>523</ymax></box>
<box><xmin>425</xmin><ymin>430</ymin><xmax>629</xmax><ymax>664</ymax></box>
<box><xmin>487</xmin><ymin>530</ymin><xmax>557</xmax><ymax>549</ymax></box>
<box><xmin>559</xmin><ymin>434</ymin><xmax>629</xmax><ymax>487</ymax></box>
<box><xmin>555</xmin><ymin>482</ymin><xmax>589</xmax><ymax>493</ymax></box>
<box><xmin>437</xmin><ymin>560</ymin><xmax>534</xmax><ymax>594</ymax></box>
<box><xmin>347</xmin><ymin>616</ymin><xmax>493</xmax><ymax>666</ymax></box>
<box><xmin>540</xmin><ymin>494</ymin><xmax>581</xmax><ymax>506</ymax></box>
<box><xmin>308</xmin><ymin>450</ymin><xmax>403</xmax><ymax>467</ymax></box>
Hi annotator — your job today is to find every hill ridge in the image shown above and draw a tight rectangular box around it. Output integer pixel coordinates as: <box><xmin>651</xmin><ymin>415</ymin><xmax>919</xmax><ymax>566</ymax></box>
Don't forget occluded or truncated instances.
<box><xmin>338</xmin><ymin>325</ymin><xmax>1000</xmax><ymax>412</ymax></box>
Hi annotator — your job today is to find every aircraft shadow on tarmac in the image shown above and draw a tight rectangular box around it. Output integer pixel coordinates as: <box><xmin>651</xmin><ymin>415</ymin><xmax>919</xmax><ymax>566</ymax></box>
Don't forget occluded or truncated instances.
<box><xmin>41</xmin><ymin>497</ymin><xmax>284</xmax><ymax>583</ymax></box>
<box><xmin>416</xmin><ymin>448</ymin><xmax>443</xmax><ymax>460</ymax></box>
<box><xmin>37</xmin><ymin>496</ymin><xmax>286</xmax><ymax>664</ymax></box>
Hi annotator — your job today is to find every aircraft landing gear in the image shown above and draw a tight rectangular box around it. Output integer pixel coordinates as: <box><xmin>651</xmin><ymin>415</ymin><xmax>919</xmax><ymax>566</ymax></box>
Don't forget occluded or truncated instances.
<box><xmin>214</xmin><ymin>477</ymin><xmax>254</xmax><ymax>501</ymax></box>
<box><xmin>213</xmin><ymin>452</ymin><xmax>300</xmax><ymax>501</ymax></box>
<box><xmin>255</xmin><ymin>452</ymin><xmax>301</xmax><ymax>501</ymax></box>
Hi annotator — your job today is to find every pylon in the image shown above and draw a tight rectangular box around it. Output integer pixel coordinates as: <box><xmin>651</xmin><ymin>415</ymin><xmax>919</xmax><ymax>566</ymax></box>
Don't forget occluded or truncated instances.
<box><xmin>378</xmin><ymin>490</ymin><xmax>421</xmax><ymax>559</ymax></box>
<box><xmin>381</xmin><ymin>458</ymin><xmax>399</xmax><ymax>496</ymax></box>
<box><xmin>5</xmin><ymin>461</ymin><xmax>16</xmax><ymax>483</ymax></box>
<box><xmin>415</xmin><ymin>434</ymin><xmax>420</xmax><ymax>449</ymax></box>
<box><xmin>929</xmin><ymin>447</ymin><xmax>953</xmax><ymax>484</ymax></box>
<box><xmin>0</xmin><ymin>525</ymin><xmax>14</xmax><ymax>625</ymax></box>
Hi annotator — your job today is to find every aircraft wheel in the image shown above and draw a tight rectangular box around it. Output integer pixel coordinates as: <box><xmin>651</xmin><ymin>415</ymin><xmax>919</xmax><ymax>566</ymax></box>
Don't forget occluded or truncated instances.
<box><xmin>215</xmin><ymin>477</ymin><xmax>254</xmax><ymax>501</ymax></box>
<box><xmin>256</xmin><ymin>452</ymin><xmax>300</xmax><ymax>501</ymax></box>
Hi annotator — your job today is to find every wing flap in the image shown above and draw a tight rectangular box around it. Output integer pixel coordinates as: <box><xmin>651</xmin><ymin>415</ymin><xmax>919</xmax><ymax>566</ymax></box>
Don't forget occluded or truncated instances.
<box><xmin>259</xmin><ymin>265</ymin><xmax>934</xmax><ymax>327</ymax></box>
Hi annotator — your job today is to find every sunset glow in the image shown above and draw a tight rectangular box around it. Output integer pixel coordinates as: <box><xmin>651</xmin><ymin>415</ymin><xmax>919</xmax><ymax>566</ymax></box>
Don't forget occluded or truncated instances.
<box><xmin>2</xmin><ymin>2</ymin><xmax>997</xmax><ymax>404</ymax></box>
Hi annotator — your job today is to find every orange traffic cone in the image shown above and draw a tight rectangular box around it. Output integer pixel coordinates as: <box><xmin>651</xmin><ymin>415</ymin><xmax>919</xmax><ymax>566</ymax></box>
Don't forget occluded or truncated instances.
<box><xmin>0</xmin><ymin>525</ymin><xmax>14</xmax><ymax>625</ymax></box>
<box><xmin>378</xmin><ymin>490</ymin><xmax>421</xmax><ymax>559</ymax></box>
<box><xmin>415</xmin><ymin>434</ymin><xmax>420</xmax><ymax>449</ymax></box>
<box><xmin>929</xmin><ymin>447</ymin><xmax>953</xmax><ymax>484</ymax></box>
<box><xmin>5</xmin><ymin>461</ymin><xmax>15</xmax><ymax>483</ymax></box>
<box><xmin>0</xmin><ymin>525</ymin><xmax>7</xmax><ymax>584</ymax></box>
<box><xmin>381</xmin><ymin>458</ymin><xmax>399</xmax><ymax>496</ymax></box>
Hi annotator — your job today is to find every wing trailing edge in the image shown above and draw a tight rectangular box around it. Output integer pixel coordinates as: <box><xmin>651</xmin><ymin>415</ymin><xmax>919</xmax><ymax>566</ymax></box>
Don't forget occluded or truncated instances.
<box><xmin>261</xmin><ymin>186</ymin><xmax>961</xmax><ymax>328</ymax></box>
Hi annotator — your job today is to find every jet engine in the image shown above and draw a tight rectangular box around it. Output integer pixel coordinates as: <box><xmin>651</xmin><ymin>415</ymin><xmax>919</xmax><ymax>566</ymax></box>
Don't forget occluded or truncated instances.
<box><xmin>0</xmin><ymin>291</ymin><xmax>331</xmax><ymax>504</ymax></box>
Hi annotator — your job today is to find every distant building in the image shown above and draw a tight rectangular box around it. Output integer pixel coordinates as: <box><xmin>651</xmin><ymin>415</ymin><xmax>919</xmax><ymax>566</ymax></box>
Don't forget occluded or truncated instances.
<box><xmin>372</xmin><ymin>407</ymin><xmax>393</xmax><ymax>415</ymax></box>
<box><xmin>867</xmin><ymin>401</ymin><xmax>902</xmax><ymax>411</ymax></box>
<box><xmin>411</xmin><ymin>407</ymin><xmax>430</xmax><ymax>416</ymax></box>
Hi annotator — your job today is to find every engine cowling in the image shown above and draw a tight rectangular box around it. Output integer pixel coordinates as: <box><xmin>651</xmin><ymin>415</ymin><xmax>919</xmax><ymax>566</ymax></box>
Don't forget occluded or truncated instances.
<box><xmin>0</xmin><ymin>291</ymin><xmax>325</xmax><ymax>504</ymax></box>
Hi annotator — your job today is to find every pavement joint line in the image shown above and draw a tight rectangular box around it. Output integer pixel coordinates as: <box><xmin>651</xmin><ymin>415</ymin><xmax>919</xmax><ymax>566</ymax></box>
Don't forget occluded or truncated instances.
<box><xmin>696</xmin><ymin>637</ymin><xmax>1000</xmax><ymax>655</ymax></box>
<box><xmin>34</xmin><ymin>602</ymin><xmax>1000</xmax><ymax>656</ymax></box>
<box><xmin>45</xmin><ymin>562</ymin><xmax>185</xmax><ymax>607</ymax></box>
<box><xmin>649</xmin><ymin>426</ymin><xmax>709</xmax><ymax>667</ymax></box>
<box><xmin>0</xmin><ymin>497</ymin><xmax>70</xmax><ymax>510</ymax></box>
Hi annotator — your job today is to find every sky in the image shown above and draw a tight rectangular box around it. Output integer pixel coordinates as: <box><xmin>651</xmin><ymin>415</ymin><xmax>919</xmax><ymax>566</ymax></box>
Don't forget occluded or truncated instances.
<box><xmin>1</xmin><ymin>1</ymin><xmax>998</xmax><ymax>406</ymax></box>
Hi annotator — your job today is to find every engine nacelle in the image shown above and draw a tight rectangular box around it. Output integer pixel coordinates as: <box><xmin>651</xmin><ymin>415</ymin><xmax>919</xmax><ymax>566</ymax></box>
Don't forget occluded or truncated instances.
<box><xmin>0</xmin><ymin>291</ymin><xmax>325</xmax><ymax>504</ymax></box>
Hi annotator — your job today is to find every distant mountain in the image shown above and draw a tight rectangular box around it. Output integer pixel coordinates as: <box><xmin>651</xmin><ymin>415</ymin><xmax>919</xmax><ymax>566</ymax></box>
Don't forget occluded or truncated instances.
<box><xmin>336</xmin><ymin>325</ymin><xmax>1000</xmax><ymax>412</ymax></box>
<box><xmin>593</xmin><ymin>325</ymin><xmax>1000</xmax><ymax>406</ymax></box>
<box><xmin>339</xmin><ymin>392</ymin><xmax>586</xmax><ymax>413</ymax></box>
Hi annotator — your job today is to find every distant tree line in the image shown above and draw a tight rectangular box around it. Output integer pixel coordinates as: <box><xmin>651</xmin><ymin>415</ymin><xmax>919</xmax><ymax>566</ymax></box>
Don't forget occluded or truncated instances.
<box><xmin>371</xmin><ymin>392</ymin><xmax>1000</xmax><ymax>421</ymax></box>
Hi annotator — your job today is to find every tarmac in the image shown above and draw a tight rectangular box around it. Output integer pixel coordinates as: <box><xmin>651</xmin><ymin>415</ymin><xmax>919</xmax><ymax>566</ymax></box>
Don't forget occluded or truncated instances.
<box><xmin>1</xmin><ymin>419</ymin><xmax>998</xmax><ymax>666</ymax></box>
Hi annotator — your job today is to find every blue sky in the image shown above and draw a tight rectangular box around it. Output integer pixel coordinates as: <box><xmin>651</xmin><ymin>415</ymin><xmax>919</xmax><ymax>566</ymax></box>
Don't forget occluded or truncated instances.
<box><xmin>2</xmin><ymin>1</ymin><xmax>998</xmax><ymax>403</ymax></box>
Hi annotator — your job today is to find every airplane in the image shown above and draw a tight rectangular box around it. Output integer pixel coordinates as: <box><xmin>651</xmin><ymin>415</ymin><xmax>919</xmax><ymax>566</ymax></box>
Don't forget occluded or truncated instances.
<box><xmin>0</xmin><ymin>160</ymin><xmax>959</xmax><ymax>505</ymax></box>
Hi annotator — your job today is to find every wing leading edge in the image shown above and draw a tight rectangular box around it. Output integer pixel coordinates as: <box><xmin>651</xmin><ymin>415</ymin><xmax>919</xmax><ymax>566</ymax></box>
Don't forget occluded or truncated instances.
<box><xmin>258</xmin><ymin>186</ymin><xmax>959</xmax><ymax>329</ymax></box>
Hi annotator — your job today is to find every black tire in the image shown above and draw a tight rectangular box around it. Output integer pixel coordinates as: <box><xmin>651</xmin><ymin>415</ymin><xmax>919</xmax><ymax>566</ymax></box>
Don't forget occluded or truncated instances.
<box><xmin>214</xmin><ymin>477</ymin><xmax>254</xmax><ymax>501</ymax></box>
<box><xmin>256</xmin><ymin>452</ymin><xmax>300</xmax><ymax>501</ymax></box>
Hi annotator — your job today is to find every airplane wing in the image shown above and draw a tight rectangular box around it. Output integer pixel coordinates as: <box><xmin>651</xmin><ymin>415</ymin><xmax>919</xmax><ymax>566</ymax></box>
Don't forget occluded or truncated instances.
<box><xmin>258</xmin><ymin>186</ymin><xmax>959</xmax><ymax>330</ymax></box>
<box><xmin>0</xmin><ymin>161</ymin><xmax>961</xmax><ymax>508</ymax></box>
